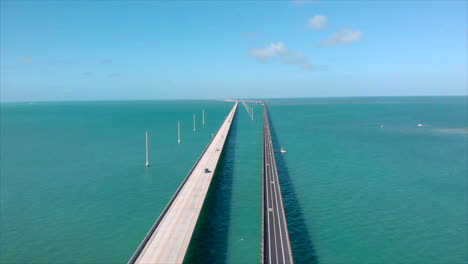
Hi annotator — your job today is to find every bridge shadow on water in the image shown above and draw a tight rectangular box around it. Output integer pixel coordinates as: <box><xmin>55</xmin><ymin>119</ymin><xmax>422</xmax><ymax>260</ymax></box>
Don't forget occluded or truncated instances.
<box><xmin>183</xmin><ymin>112</ymin><xmax>238</xmax><ymax>264</ymax></box>
<box><xmin>268</xmin><ymin>112</ymin><xmax>320</xmax><ymax>264</ymax></box>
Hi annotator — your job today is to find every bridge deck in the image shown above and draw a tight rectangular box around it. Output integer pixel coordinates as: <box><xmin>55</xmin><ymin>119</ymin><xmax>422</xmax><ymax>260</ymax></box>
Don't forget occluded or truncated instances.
<box><xmin>263</xmin><ymin>104</ymin><xmax>294</xmax><ymax>264</ymax></box>
<box><xmin>130</xmin><ymin>102</ymin><xmax>238</xmax><ymax>264</ymax></box>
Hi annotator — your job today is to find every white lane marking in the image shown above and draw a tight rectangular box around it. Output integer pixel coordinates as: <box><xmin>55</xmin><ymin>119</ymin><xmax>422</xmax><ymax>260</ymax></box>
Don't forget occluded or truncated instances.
<box><xmin>266</xmin><ymin>141</ymin><xmax>278</xmax><ymax>263</ymax></box>
<box><xmin>266</xmin><ymin>125</ymin><xmax>287</xmax><ymax>264</ymax></box>
<box><xmin>271</xmin><ymin>156</ymin><xmax>286</xmax><ymax>264</ymax></box>
<box><xmin>265</xmin><ymin>138</ymin><xmax>272</xmax><ymax>264</ymax></box>
<box><xmin>265</xmin><ymin>141</ymin><xmax>278</xmax><ymax>263</ymax></box>
<box><xmin>273</xmin><ymin>163</ymin><xmax>294</xmax><ymax>263</ymax></box>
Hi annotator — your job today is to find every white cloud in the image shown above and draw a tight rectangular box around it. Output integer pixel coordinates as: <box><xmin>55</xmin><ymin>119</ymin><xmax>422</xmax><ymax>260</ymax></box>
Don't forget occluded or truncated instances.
<box><xmin>244</xmin><ymin>32</ymin><xmax>262</xmax><ymax>38</ymax></box>
<box><xmin>282</xmin><ymin>52</ymin><xmax>313</xmax><ymax>69</ymax></box>
<box><xmin>19</xmin><ymin>57</ymin><xmax>76</xmax><ymax>65</ymax></box>
<box><xmin>317</xmin><ymin>28</ymin><xmax>364</xmax><ymax>47</ymax></box>
<box><xmin>292</xmin><ymin>0</ymin><xmax>319</xmax><ymax>6</ymax></box>
<box><xmin>51</xmin><ymin>59</ymin><xmax>75</xmax><ymax>65</ymax></box>
<box><xmin>1</xmin><ymin>66</ymin><xmax>14</xmax><ymax>71</ymax></box>
<box><xmin>108</xmin><ymin>72</ymin><xmax>121</xmax><ymax>78</ymax></box>
<box><xmin>20</xmin><ymin>57</ymin><xmax>34</xmax><ymax>64</ymax></box>
<box><xmin>308</xmin><ymin>15</ymin><xmax>328</xmax><ymax>30</ymax></box>
<box><xmin>100</xmin><ymin>59</ymin><xmax>113</xmax><ymax>64</ymax></box>
<box><xmin>250</xmin><ymin>42</ymin><xmax>288</xmax><ymax>60</ymax></box>
<box><xmin>249</xmin><ymin>42</ymin><xmax>326</xmax><ymax>70</ymax></box>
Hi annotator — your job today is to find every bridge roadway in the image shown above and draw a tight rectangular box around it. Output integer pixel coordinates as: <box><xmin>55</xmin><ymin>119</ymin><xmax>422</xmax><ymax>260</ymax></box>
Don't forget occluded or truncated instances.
<box><xmin>263</xmin><ymin>104</ymin><xmax>294</xmax><ymax>264</ymax></box>
<box><xmin>129</xmin><ymin>101</ymin><xmax>238</xmax><ymax>264</ymax></box>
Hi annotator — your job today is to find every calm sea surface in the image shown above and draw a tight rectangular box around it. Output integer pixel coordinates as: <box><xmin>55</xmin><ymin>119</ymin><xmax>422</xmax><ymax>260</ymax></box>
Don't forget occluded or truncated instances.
<box><xmin>1</xmin><ymin>97</ymin><xmax>466</xmax><ymax>263</ymax></box>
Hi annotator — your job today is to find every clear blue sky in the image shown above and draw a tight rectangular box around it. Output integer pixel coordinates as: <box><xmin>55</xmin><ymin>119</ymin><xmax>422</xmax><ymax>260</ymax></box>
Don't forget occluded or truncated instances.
<box><xmin>1</xmin><ymin>0</ymin><xmax>466</xmax><ymax>101</ymax></box>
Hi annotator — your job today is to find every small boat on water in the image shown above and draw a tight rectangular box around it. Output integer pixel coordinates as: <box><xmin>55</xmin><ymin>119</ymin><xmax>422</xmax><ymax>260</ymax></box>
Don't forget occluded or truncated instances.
<box><xmin>280</xmin><ymin>147</ymin><xmax>287</xmax><ymax>153</ymax></box>
<box><xmin>417</xmin><ymin>124</ymin><xmax>424</xmax><ymax>127</ymax></box>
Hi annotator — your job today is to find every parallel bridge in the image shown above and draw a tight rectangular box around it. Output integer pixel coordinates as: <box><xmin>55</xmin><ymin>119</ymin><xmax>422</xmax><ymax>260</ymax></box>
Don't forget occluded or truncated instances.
<box><xmin>263</xmin><ymin>104</ymin><xmax>294</xmax><ymax>264</ymax></box>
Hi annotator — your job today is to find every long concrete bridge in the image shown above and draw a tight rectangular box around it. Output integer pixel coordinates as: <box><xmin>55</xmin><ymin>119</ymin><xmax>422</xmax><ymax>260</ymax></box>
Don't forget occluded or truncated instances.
<box><xmin>129</xmin><ymin>101</ymin><xmax>238</xmax><ymax>264</ymax></box>
<box><xmin>262</xmin><ymin>104</ymin><xmax>294</xmax><ymax>264</ymax></box>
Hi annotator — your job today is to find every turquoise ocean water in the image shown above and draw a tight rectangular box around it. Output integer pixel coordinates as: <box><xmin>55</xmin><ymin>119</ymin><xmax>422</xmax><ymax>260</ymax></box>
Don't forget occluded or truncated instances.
<box><xmin>1</xmin><ymin>97</ymin><xmax>466</xmax><ymax>263</ymax></box>
<box><xmin>268</xmin><ymin>96</ymin><xmax>467</xmax><ymax>264</ymax></box>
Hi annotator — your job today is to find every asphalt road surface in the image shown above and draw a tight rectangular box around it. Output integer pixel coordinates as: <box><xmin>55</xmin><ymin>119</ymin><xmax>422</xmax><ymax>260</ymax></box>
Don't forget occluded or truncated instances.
<box><xmin>263</xmin><ymin>104</ymin><xmax>294</xmax><ymax>264</ymax></box>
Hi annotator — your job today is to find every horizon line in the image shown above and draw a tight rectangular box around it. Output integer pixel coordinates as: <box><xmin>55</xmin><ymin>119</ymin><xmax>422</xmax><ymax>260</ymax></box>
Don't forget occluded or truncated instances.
<box><xmin>1</xmin><ymin>94</ymin><xmax>467</xmax><ymax>103</ymax></box>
